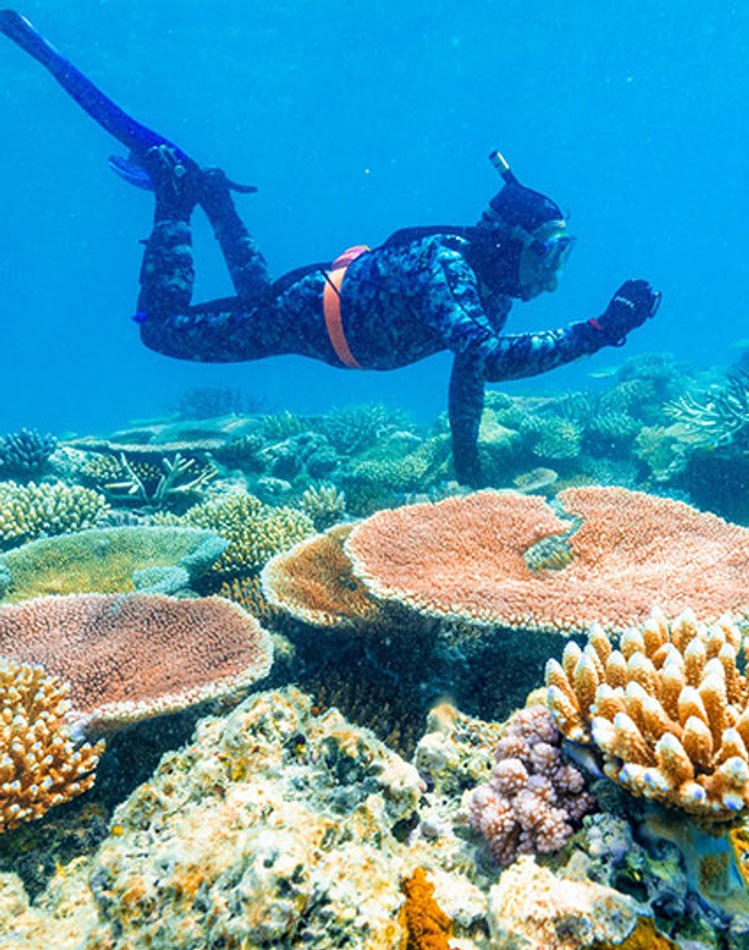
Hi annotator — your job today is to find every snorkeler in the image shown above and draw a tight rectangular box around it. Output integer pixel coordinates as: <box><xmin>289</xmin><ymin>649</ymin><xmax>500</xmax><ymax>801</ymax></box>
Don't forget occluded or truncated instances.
<box><xmin>1</xmin><ymin>10</ymin><xmax>660</xmax><ymax>486</ymax></box>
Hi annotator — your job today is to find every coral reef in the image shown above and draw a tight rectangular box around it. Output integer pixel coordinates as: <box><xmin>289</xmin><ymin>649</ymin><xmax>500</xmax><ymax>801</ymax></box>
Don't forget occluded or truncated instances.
<box><xmin>262</xmin><ymin>524</ymin><xmax>383</xmax><ymax>628</ymax></box>
<box><xmin>0</xmin><ymin>658</ymin><xmax>103</xmax><ymax>831</ymax></box>
<box><xmin>0</xmin><ymin>428</ymin><xmax>57</xmax><ymax>480</ymax></box>
<box><xmin>0</xmin><ymin>481</ymin><xmax>108</xmax><ymax>550</ymax></box>
<box><xmin>0</xmin><ymin>526</ymin><xmax>226</xmax><ymax>602</ymax></box>
<box><xmin>343</xmin><ymin>486</ymin><xmax>749</xmax><ymax>633</ymax></box>
<box><xmin>299</xmin><ymin>481</ymin><xmax>346</xmax><ymax>530</ymax></box>
<box><xmin>181</xmin><ymin>490</ymin><xmax>315</xmax><ymax>577</ymax></box>
<box><xmin>398</xmin><ymin>867</ymin><xmax>452</xmax><ymax>950</ymax></box>
<box><xmin>546</xmin><ymin>608</ymin><xmax>749</xmax><ymax>819</ymax></box>
<box><xmin>468</xmin><ymin>704</ymin><xmax>595</xmax><ymax>866</ymax></box>
<box><xmin>486</xmin><ymin>857</ymin><xmax>669</xmax><ymax>950</ymax></box>
<box><xmin>0</xmin><ymin>594</ymin><xmax>273</xmax><ymax>735</ymax></box>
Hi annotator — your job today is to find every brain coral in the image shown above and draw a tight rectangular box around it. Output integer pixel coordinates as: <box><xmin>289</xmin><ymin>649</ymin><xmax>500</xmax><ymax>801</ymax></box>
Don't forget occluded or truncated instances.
<box><xmin>0</xmin><ymin>526</ymin><xmax>226</xmax><ymax>602</ymax></box>
<box><xmin>0</xmin><ymin>594</ymin><xmax>273</xmax><ymax>734</ymax></box>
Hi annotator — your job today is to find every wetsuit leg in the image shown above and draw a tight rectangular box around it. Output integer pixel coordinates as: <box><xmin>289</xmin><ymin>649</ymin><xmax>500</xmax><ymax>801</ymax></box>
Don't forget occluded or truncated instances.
<box><xmin>199</xmin><ymin>169</ymin><xmax>273</xmax><ymax>304</ymax></box>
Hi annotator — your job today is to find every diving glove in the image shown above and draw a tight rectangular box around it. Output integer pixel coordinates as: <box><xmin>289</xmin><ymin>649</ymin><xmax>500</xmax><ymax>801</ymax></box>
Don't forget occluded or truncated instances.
<box><xmin>588</xmin><ymin>279</ymin><xmax>661</xmax><ymax>347</ymax></box>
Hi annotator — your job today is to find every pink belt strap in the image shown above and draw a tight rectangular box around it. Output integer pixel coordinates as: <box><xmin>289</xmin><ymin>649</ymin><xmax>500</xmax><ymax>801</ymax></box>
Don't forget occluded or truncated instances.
<box><xmin>322</xmin><ymin>244</ymin><xmax>370</xmax><ymax>369</ymax></box>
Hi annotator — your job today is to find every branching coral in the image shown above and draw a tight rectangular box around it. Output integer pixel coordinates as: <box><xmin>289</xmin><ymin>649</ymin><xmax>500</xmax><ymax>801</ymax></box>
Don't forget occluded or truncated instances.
<box><xmin>546</xmin><ymin>608</ymin><xmax>749</xmax><ymax>820</ymax></box>
<box><xmin>665</xmin><ymin>371</ymin><xmax>749</xmax><ymax>448</ymax></box>
<box><xmin>0</xmin><ymin>481</ymin><xmax>109</xmax><ymax>550</ymax></box>
<box><xmin>182</xmin><ymin>491</ymin><xmax>315</xmax><ymax>578</ymax></box>
<box><xmin>0</xmin><ymin>658</ymin><xmax>104</xmax><ymax>831</ymax></box>
<box><xmin>468</xmin><ymin>704</ymin><xmax>595</xmax><ymax>865</ymax></box>
<box><xmin>0</xmin><ymin>429</ymin><xmax>57</xmax><ymax>479</ymax></box>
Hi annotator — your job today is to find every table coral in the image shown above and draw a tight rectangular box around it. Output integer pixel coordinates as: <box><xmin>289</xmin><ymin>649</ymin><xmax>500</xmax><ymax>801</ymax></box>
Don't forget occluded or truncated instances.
<box><xmin>262</xmin><ymin>523</ymin><xmax>383</xmax><ymax>628</ymax></box>
<box><xmin>0</xmin><ymin>658</ymin><xmax>103</xmax><ymax>831</ymax></box>
<box><xmin>0</xmin><ymin>526</ymin><xmax>226</xmax><ymax>602</ymax></box>
<box><xmin>0</xmin><ymin>593</ymin><xmax>273</xmax><ymax>735</ymax></box>
<box><xmin>547</xmin><ymin>607</ymin><xmax>749</xmax><ymax>819</ymax></box>
<box><xmin>343</xmin><ymin>486</ymin><xmax>749</xmax><ymax>633</ymax></box>
<box><xmin>468</xmin><ymin>705</ymin><xmax>595</xmax><ymax>866</ymax></box>
<box><xmin>0</xmin><ymin>481</ymin><xmax>108</xmax><ymax>550</ymax></box>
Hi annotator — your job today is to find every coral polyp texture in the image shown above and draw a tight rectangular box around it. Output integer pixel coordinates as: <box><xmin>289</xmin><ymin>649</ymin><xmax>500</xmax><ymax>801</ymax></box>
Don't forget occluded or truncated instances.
<box><xmin>0</xmin><ymin>481</ymin><xmax>109</xmax><ymax>550</ymax></box>
<box><xmin>0</xmin><ymin>525</ymin><xmax>226</xmax><ymax>602</ymax></box>
<box><xmin>0</xmin><ymin>657</ymin><xmax>104</xmax><ymax>831</ymax></box>
<box><xmin>181</xmin><ymin>490</ymin><xmax>315</xmax><ymax>577</ymax></box>
<box><xmin>262</xmin><ymin>524</ymin><xmax>383</xmax><ymax>628</ymax></box>
<box><xmin>468</xmin><ymin>705</ymin><xmax>595</xmax><ymax>866</ymax></box>
<box><xmin>343</xmin><ymin>486</ymin><xmax>749</xmax><ymax>633</ymax></box>
<box><xmin>546</xmin><ymin>608</ymin><xmax>749</xmax><ymax>820</ymax></box>
<box><xmin>0</xmin><ymin>594</ymin><xmax>273</xmax><ymax>734</ymax></box>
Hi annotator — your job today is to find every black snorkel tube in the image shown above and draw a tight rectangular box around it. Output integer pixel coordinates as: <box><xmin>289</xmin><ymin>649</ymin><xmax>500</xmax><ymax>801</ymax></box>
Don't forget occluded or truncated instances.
<box><xmin>0</xmin><ymin>9</ymin><xmax>255</xmax><ymax>192</ymax></box>
<box><xmin>488</xmin><ymin>149</ymin><xmax>520</xmax><ymax>186</ymax></box>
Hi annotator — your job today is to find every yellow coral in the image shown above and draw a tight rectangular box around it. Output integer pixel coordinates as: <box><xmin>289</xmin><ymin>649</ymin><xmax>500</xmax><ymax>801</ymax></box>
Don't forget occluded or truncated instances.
<box><xmin>0</xmin><ymin>658</ymin><xmax>104</xmax><ymax>831</ymax></box>
<box><xmin>0</xmin><ymin>481</ymin><xmax>108</xmax><ymax>549</ymax></box>
<box><xmin>398</xmin><ymin>867</ymin><xmax>452</xmax><ymax>950</ymax></box>
<box><xmin>182</xmin><ymin>491</ymin><xmax>314</xmax><ymax>577</ymax></box>
<box><xmin>547</xmin><ymin>608</ymin><xmax>749</xmax><ymax>820</ymax></box>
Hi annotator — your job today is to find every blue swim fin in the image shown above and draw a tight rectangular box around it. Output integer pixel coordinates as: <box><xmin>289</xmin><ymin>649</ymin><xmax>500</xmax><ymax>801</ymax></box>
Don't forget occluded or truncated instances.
<box><xmin>107</xmin><ymin>153</ymin><xmax>155</xmax><ymax>191</ymax></box>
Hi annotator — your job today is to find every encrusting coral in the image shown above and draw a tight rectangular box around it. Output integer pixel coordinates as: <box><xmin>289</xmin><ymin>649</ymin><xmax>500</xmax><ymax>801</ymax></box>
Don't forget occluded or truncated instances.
<box><xmin>468</xmin><ymin>705</ymin><xmax>595</xmax><ymax>866</ymax></box>
<box><xmin>0</xmin><ymin>658</ymin><xmax>104</xmax><ymax>831</ymax></box>
<box><xmin>0</xmin><ymin>594</ymin><xmax>273</xmax><ymax>735</ymax></box>
<box><xmin>546</xmin><ymin>607</ymin><xmax>749</xmax><ymax>820</ymax></box>
<box><xmin>398</xmin><ymin>867</ymin><xmax>452</xmax><ymax>950</ymax></box>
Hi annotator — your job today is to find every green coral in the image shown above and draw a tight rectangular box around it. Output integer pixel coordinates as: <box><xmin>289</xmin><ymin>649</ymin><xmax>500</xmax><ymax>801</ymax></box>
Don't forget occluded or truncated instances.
<box><xmin>0</xmin><ymin>526</ymin><xmax>227</xmax><ymax>602</ymax></box>
<box><xmin>520</xmin><ymin>415</ymin><xmax>582</xmax><ymax>461</ymax></box>
<box><xmin>0</xmin><ymin>481</ymin><xmax>108</xmax><ymax>550</ymax></box>
<box><xmin>182</xmin><ymin>491</ymin><xmax>315</xmax><ymax>577</ymax></box>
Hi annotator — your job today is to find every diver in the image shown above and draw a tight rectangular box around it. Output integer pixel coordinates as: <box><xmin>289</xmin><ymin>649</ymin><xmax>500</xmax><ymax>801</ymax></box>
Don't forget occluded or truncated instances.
<box><xmin>133</xmin><ymin>146</ymin><xmax>660</xmax><ymax>485</ymax></box>
<box><xmin>0</xmin><ymin>10</ymin><xmax>660</xmax><ymax>486</ymax></box>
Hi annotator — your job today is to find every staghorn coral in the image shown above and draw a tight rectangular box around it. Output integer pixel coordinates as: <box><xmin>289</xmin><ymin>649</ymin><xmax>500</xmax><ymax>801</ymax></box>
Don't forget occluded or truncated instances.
<box><xmin>546</xmin><ymin>608</ymin><xmax>749</xmax><ymax>820</ymax></box>
<box><xmin>0</xmin><ymin>658</ymin><xmax>104</xmax><ymax>831</ymax></box>
<box><xmin>0</xmin><ymin>526</ymin><xmax>226</xmax><ymax>602</ymax></box>
<box><xmin>0</xmin><ymin>594</ymin><xmax>273</xmax><ymax>735</ymax></box>
<box><xmin>181</xmin><ymin>490</ymin><xmax>315</xmax><ymax>577</ymax></box>
<box><xmin>398</xmin><ymin>867</ymin><xmax>452</xmax><ymax>950</ymax></box>
<box><xmin>0</xmin><ymin>481</ymin><xmax>108</xmax><ymax>550</ymax></box>
<box><xmin>0</xmin><ymin>429</ymin><xmax>57</xmax><ymax>480</ymax></box>
<box><xmin>468</xmin><ymin>705</ymin><xmax>595</xmax><ymax>866</ymax></box>
<box><xmin>665</xmin><ymin>370</ymin><xmax>749</xmax><ymax>448</ymax></box>
<box><xmin>344</xmin><ymin>487</ymin><xmax>749</xmax><ymax>634</ymax></box>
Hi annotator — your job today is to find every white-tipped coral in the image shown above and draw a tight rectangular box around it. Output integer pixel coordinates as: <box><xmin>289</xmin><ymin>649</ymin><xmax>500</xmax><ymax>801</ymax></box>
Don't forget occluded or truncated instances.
<box><xmin>546</xmin><ymin>608</ymin><xmax>749</xmax><ymax>820</ymax></box>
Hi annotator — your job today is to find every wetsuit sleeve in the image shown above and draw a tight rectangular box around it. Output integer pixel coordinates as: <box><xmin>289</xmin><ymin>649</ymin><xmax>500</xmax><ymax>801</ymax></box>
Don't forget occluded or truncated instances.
<box><xmin>425</xmin><ymin>241</ymin><xmax>603</xmax><ymax>383</ymax></box>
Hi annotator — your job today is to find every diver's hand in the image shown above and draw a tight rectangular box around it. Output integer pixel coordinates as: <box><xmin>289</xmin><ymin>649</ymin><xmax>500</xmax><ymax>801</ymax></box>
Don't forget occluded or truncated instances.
<box><xmin>589</xmin><ymin>279</ymin><xmax>661</xmax><ymax>347</ymax></box>
<box><xmin>142</xmin><ymin>145</ymin><xmax>201</xmax><ymax>214</ymax></box>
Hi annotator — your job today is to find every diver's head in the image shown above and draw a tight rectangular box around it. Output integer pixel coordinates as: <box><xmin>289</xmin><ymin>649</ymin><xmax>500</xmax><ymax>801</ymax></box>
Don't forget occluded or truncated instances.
<box><xmin>474</xmin><ymin>151</ymin><xmax>575</xmax><ymax>300</ymax></box>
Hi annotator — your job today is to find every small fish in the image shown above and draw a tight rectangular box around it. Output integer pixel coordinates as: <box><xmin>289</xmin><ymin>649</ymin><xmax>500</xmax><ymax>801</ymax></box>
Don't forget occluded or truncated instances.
<box><xmin>513</xmin><ymin>467</ymin><xmax>558</xmax><ymax>493</ymax></box>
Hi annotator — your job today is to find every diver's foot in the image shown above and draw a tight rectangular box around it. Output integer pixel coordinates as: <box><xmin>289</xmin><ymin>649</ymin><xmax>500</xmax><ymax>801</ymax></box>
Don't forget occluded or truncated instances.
<box><xmin>198</xmin><ymin>166</ymin><xmax>258</xmax><ymax>216</ymax></box>
<box><xmin>140</xmin><ymin>145</ymin><xmax>201</xmax><ymax>216</ymax></box>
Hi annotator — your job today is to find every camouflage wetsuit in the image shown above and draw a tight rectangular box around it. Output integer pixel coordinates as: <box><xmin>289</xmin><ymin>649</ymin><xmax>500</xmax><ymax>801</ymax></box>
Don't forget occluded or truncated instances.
<box><xmin>136</xmin><ymin>188</ymin><xmax>606</xmax><ymax>486</ymax></box>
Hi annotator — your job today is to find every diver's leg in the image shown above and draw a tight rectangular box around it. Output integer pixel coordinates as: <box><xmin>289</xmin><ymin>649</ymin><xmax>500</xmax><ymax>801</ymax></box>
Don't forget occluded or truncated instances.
<box><xmin>135</xmin><ymin>147</ymin><xmax>199</xmax><ymax>320</ymax></box>
<box><xmin>198</xmin><ymin>168</ymin><xmax>273</xmax><ymax>304</ymax></box>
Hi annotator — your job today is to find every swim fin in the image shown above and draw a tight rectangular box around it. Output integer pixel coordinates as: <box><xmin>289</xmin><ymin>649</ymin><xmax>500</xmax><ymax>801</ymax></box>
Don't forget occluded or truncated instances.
<box><xmin>0</xmin><ymin>9</ymin><xmax>257</xmax><ymax>194</ymax></box>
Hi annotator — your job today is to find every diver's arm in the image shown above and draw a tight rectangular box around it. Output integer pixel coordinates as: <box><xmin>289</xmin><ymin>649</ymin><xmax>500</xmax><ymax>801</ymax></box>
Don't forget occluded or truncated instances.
<box><xmin>448</xmin><ymin>353</ymin><xmax>486</xmax><ymax>488</ymax></box>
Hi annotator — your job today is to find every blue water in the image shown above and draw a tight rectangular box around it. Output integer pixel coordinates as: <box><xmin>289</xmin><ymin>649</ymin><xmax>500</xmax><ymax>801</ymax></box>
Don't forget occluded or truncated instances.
<box><xmin>0</xmin><ymin>1</ymin><xmax>746</xmax><ymax>435</ymax></box>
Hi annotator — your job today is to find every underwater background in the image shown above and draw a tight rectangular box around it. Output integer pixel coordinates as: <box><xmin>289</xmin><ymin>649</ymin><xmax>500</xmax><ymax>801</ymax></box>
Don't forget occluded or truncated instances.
<box><xmin>0</xmin><ymin>0</ymin><xmax>746</xmax><ymax>434</ymax></box>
